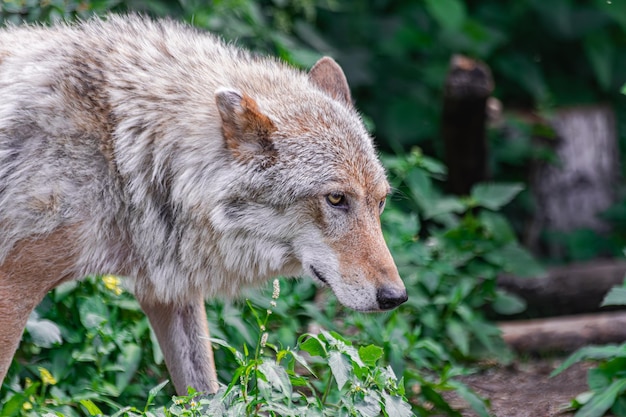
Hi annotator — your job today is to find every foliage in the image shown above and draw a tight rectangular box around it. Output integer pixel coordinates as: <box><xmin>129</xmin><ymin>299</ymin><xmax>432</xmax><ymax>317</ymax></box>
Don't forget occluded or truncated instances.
<box><xmin>0</xmin><ymin>0</ymin><xmax>329</xmax><ymax>67</ymax></box>
<box><xmin>551</xmin><ymin>274</ymin><xmax>626</xmax><ymax>417</ymax></box>
<box><xmin>164</xmin><ymin>326</ymin><xmax>414</xmax><ymax>417</ymax></box>
<box><xmin>0</xmin><ymin>276</ymin><xmax>171</xmax><ymax>416</ymax></box>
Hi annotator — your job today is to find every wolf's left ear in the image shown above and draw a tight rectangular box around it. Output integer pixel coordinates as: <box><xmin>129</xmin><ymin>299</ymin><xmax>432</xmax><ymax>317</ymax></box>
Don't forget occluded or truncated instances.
<box><xmin>309</xmin><ymin>57</ymin><xmax>352</xmax><ymax>106</ymax></box>
<box><xmin>215</xmin><ymin>88</ymin><xmax>278</xmax><ymax>165</ymax></box>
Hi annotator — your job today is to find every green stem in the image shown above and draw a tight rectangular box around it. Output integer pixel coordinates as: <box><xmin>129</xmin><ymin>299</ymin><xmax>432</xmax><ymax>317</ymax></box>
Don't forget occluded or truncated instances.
<box><xmin>321</xmin><ymin>369</ymin><xmax>334</xmax><ymax>405</ymax></box>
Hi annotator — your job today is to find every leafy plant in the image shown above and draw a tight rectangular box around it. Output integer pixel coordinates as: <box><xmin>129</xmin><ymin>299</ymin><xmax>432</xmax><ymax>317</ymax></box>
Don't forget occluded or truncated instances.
<box><xmin>551</xmin><ymin>275</ymin><xmax>626</xmax><ymax>417</ymax></box>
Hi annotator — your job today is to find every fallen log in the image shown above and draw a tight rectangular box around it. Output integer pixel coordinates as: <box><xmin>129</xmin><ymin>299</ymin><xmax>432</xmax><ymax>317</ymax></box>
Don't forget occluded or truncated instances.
<box><xmin>498</xmin><ymin>260</ymin><xmax>626</xmax><ymax>318</ymax></box>
<box><xmin>500</xmin><ymin>311</ymin><xmax>626</xmax><ymax>354</ymax></box>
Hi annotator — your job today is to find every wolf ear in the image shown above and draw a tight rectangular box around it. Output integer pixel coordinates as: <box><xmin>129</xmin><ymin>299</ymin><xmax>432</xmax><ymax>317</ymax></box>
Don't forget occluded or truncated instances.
<box><xmin>309</xmin><ymin>57</ymin><xmax>352</xmax><ymax>106</ymax></box>
<box><xmin>215</xmin><ymin>88</ymin><xmax>277</xmax><ymax>165</ymax></box>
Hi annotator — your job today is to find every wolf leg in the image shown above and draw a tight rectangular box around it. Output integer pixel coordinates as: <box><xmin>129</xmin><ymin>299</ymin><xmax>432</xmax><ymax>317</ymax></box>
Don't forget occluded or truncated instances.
<box><xmin>139</xmin><ymin>295</ymin><xmax>219</xmax><ymax>395</ymax></box>
<box><xmin>0</xmin><ymin>270</ymin><xmax>41</xmax><ymax>384</ymax></box>
<box><xmin>0</xmin><ymin>227</ymin><xmax>79</xmax><ymax>385</ymax></box>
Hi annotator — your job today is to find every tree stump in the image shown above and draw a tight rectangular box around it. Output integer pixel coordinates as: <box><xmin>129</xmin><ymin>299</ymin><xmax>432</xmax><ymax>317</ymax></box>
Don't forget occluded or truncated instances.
<box><xmin>530</xmin><ymin>105</ymin><xmax>618</xmax><ymax>256</ymax></box>
<box><xmin>442</xmin><ymin>55</ymin><xmax>494</xmax><ymax>195</ymax></box>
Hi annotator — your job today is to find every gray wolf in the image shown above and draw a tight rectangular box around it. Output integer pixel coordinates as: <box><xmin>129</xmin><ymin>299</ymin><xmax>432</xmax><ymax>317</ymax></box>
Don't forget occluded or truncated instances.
<box><xmin>0</xmin><ymin>15</ymin><xmax>407</xmax><ymax>395</ymax></box>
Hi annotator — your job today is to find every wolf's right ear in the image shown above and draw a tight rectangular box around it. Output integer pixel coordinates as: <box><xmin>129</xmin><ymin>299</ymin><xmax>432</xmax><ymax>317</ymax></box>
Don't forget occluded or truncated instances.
<box><xmin>309</xmin><ymin>57</ymin><xmax>352</xmax><ymax>106</ymax></box>
<box><xmin>215</xmin><ymin>88</ymin><xmax>277</xmax><ymax>165</ymax></box>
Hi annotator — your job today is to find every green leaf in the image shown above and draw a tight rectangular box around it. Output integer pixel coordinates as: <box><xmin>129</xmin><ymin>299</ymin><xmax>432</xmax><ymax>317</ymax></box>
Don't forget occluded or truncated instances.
<box><xmin>354</xmin><ymin>392</ymin><xmax>382</xmax><ymax>417</ymax></box>
<box><xmin>78</xmin><ymin>295</ymin><xmax>109</xmax><ymax>328</ymax></box>
<box><xmin>115</xmin><ymin>343</ymin><xmax>142</xmax><ymax>393</ymax></box>
<box><xmin>595</xmin><ymin>0</ymin><xmax>626</xmax><ymax>31</ymax></box>
<box><xmin>552</xmin><ymin>345</ymin><xmax>626</xmax><ymax>377</ymax></box>
<box><xmin>492</xmin><ymin>290</ymin><xmax>527</xmax><ymax>315</ymax></box>
<box><xmin>575</xmin><ymin>379</ymin><xmax>626</xmax><ymax>417</ymax></box>
<box><xmin>621</xmin><ymin>84</ymin><xmax>626</xmax><ymax>95</ymax></box>
<box><xmin>484</xmin><ymin>243</ymin><xmax>545</xmax><ymax>278</ymax></box>
<box><xmin>25</xmin><ymin>312</ymin><xmax>62</xmax><ymax>348</ymax></box>
<box><xmin>424</xmin><ymin>196</ymin><xmax>467</xmax><ymax>219</ymax></box>
<box><xmin>424</xmin><ymin>0</ymin><xmax>467</xmax><ymax>31</ymax></box>
<box><xmin>470</xmin><ymin>182</ymin><xmax>524</xmax><ymax>211</ymax></box>
<box><xmin>299</xmin><ymin>336</ymin><xmax>326</xmax><ymax>357</ymax></box>
<box><xmin>147</xmin><ymin>380</ymin><xmax>170</xmax><ymax>406</ymax></box>
<box><xmin>359</xmin><ymin>345</ymin><xmax>384</xmax><ymax>367</ymax></box>
<box><xmin>258</xmin><ymin>361</ymin><xmax>292</xmax><ymax>398</ymax></box>
<box><xmin>448</xmin><ymin>380</ymin><xmax>491</xmax><ymax>417</ymax></box>
<box><xmin>602</xmin><ymin>287</ymin><xmax>626</xmax><ymax>307</ymax></box>
<box><xmin>446</xmin><ymin>319</ymin><xmax>470</xmax><ymax>356</ymax></box>
<box><xmin>79</xmin><ymin>399</ymin><xmax>103</xmax><ymax>416</ymax></box>
<box><xmin>584</xmin><ymin>31</ymin><xmax>614</xmax><ymax>91</ymax></box>
<box><xmin>328</xmin><ymin>351</ymin><xmax>351</xmax><ymax>390</ymax></box>
<box><xmin>381</xmin><ymin>392</ymin><xmax>413</xmax><ymax>417</ymax></box>
<box><xmin>587</xmin><ymin>367</ymin><xmax>611</xmax><ymax>391</ymax></box>
<box><xmin>479</xmin><ymin>211</ymin><xmax>516</xmax><ymax>243</ymax></box>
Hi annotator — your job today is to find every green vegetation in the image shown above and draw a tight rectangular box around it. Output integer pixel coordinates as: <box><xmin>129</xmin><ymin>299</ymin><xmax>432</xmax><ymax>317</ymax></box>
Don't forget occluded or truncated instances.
<box><xmin>552</xmin><ymin>281</ymin><xmax>626</xmax><ymax>417</ymax></box>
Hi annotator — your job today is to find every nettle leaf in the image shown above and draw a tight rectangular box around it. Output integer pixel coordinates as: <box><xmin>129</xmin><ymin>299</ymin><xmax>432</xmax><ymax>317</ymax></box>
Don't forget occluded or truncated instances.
<box><xmin>601</xmin><ymin>287</ymin><xmax>626</xmax><ymax>307</ymax></box>
<box><xmin>381</xmin><ymin>392</ymin><xmax>413</xmax><ymax>417</ymax></box>
<box><xmin>299</xmin><ymin>335</ymin><xmax>326</xmax><ymax>357</ymax></box>
<box><xmin>354</xmin><ymin>391</ymin><xmax>381</xmax><ymax>417</ymax></box>
<box><xmin>26</xmin><ymin>312</ymin><xmax>62</xmax><ymax>348</ymax></box>
<box><xmin>358</xmin><ymin>345</ymin><xmax>384</xmax><ymax>367</ymax></box>
<box><xmin>329</xmin><ymin>351</ymin><xmax>352</xmax><ymax>390</ymax></box>
<box><xmin>470</xmin><ymin>182</ymin><xmax>524</xmax><ymax>211</ymax></box>
<box><xmin>258</xmin><ymin>361</ymin><xmax>292</xmax><ymax>399</ymax></box>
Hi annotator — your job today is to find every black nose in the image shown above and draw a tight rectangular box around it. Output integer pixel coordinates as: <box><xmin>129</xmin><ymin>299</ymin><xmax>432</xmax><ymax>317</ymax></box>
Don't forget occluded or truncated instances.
<box><xmin>376</xmin><ymin>286</ymin><xmax>408</xmax><ymax>310</ymax></box>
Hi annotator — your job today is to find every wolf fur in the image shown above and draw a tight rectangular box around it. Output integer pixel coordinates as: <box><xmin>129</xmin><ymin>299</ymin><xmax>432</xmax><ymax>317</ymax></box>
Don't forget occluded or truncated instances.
<box><xmin>0</xmin><ymin>15</ymin><xmax>407</xmax><ymax>395</ymax></box>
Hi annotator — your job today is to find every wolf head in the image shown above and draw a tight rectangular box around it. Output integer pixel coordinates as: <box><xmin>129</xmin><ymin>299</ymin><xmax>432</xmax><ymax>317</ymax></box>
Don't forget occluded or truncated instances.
<box><xmin>212</xmin><ymin>57</ymin><xmax>407</xmax><ymax>312</ymax></box>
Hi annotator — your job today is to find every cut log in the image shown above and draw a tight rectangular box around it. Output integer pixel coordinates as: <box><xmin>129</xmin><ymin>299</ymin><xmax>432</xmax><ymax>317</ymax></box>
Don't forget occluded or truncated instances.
<box><xmin>442</xmin><ymin>55</ymin><xmax>494</xmax><ymax>195</ymax></box>
<box><xmin>500</xmin><ymin>311</ymin><xmax>626</xmax><ymax>354</ymax></box>
<box><xmin>498</xmin><ymin>260</ymin><xmax>626</xmax><ymax>318</ymax></box>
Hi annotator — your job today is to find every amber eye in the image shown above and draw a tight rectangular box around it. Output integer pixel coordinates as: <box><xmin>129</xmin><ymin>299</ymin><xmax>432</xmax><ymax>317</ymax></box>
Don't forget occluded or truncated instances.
<box><xmin>379</xmin><ymin>197</ymin><xmax>386</xmax><ymax>213</ymax></box>
<box><xmin>326</xmin><ymin>193</ymin><xmax>347</xmax><ymax>208</ymax></box>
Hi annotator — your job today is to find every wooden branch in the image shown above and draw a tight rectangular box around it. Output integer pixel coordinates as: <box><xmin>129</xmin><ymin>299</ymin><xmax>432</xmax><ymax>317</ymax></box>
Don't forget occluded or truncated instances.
<box><xmin>500</xmin><ymin>311</ymin><xmax>626</xmax><ymax>353</ymax></box>
<box><xmin>498</xmin><ymin>260</ymin><xmax>626</xmax><ymax>318</ymax></box>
